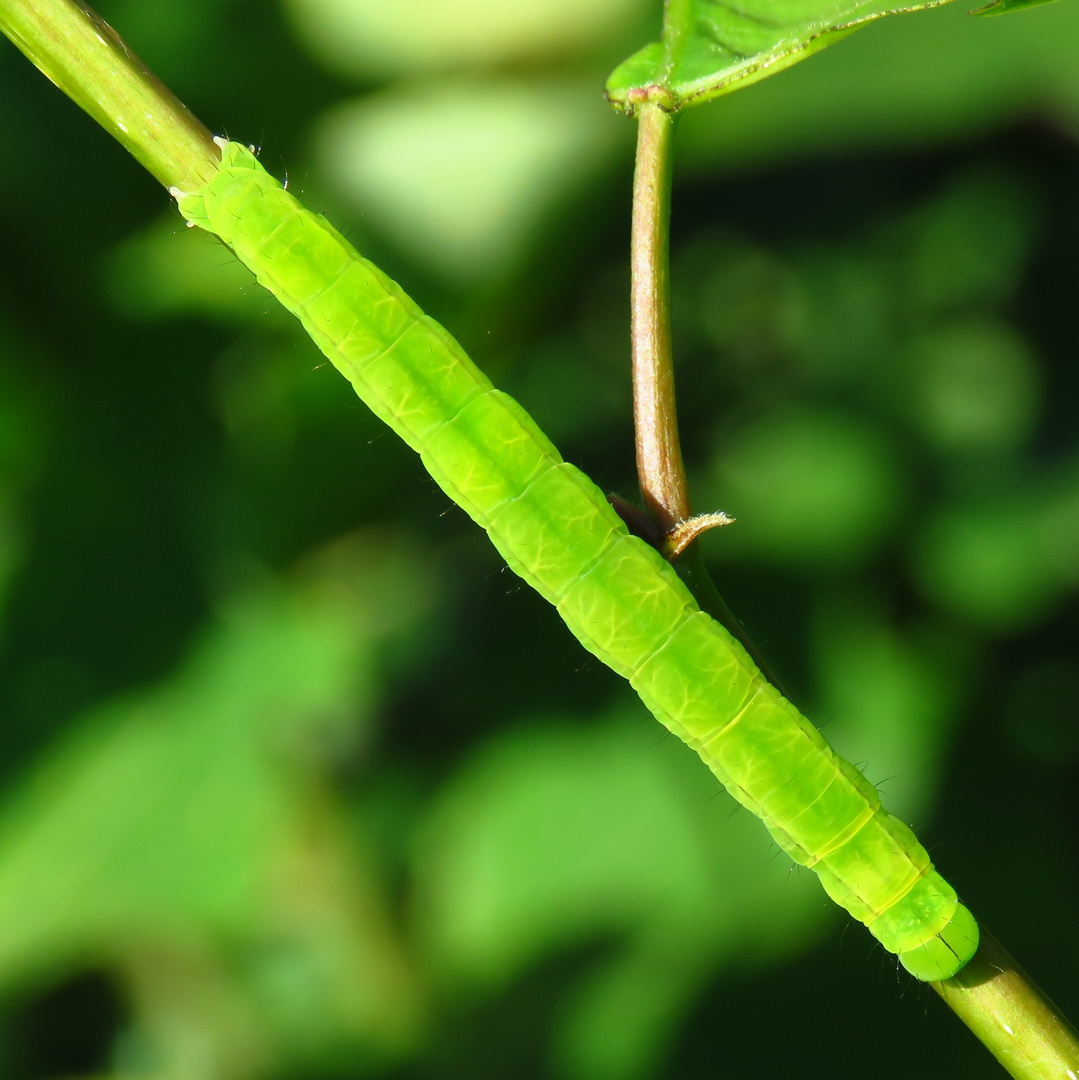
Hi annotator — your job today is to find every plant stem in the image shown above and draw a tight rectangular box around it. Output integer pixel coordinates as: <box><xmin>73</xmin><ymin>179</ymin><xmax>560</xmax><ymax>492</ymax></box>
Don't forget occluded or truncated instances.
<box><xmin>628</xmin><ymin>102</ymin><xmax>784</xmax><ymax>684</ymax></box>
<box><xmin>630</xmin><ymin>100</ymin><xmax>688</xmax><ymax>532</ymax></box>
<box><xmin>933</xmin><ymin>927</ymin><xmax>1079</xmax><ymax>1079</ymax></box>
<box><xmin>0</xmin><ymin>0</ymin><xmax>218</xmax><ymax>191</ymax></box>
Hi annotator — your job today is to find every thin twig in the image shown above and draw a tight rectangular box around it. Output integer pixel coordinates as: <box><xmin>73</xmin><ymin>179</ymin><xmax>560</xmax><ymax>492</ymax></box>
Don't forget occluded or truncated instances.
<box><xmin>631</xmin><ymin>100</ymin><xmax>687</xmax><ymax>532</ymax></box>
<box><xmin>628</xmin><ymin>100</ymin><xmax>777</xmax><ymax>679</ymax></box>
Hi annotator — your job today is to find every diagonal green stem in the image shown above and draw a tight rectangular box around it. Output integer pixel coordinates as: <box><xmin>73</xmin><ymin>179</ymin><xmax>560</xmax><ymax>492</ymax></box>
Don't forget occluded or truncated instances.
<box><xmin>0</xmin><ymin>0</ymin><xmax>217</xmax><ymax>191</ymax></box>
<box><xmin>934</xmin><ymin>928</ymin><xmax>1079</xmax><ymax>1078</ymax></box>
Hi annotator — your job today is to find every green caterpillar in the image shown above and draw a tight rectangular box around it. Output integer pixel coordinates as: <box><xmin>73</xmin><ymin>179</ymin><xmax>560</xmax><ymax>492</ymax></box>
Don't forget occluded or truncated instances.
<box><xmin>173</xmin><ymin>138</ymin><xmax>978</xmax><ymax>982</ymax></box>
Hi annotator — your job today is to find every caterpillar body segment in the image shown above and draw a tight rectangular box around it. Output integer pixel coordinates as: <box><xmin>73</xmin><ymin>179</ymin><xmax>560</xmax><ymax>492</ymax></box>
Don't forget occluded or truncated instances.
<box><xmin>175</xmin><ymin>140</ymin><xmax>978</xmax><ymax>982</ymax></box>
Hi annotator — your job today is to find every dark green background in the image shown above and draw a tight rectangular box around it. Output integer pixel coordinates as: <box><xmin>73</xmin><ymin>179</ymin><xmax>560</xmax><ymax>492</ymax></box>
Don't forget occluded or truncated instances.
<box><xmin>0</xmin><ymin>0</ymin><xmax>1077</xmax><ymax>1076</ymax></box>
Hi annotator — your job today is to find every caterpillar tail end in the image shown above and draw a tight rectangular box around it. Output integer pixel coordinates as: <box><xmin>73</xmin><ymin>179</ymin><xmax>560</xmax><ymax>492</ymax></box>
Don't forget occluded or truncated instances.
<box><xmin>898</xmin><ymin>903</ymin><xmax>979</xmax><ymax>981</ymax></box>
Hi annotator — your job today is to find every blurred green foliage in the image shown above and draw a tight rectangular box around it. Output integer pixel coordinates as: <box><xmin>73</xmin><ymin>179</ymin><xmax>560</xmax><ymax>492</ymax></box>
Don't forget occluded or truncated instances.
<box><xmin>0</xmin><ymin>0</ymin><xmax>1077</xmax><ymax>1077</ymax></box>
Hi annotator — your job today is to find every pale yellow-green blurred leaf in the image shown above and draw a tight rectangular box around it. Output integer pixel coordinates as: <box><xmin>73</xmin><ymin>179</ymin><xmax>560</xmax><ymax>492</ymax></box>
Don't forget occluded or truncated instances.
<box><xmin>314</xmin><ymin>79</ymin><xmax>621</xmax><ymax>284</ymax></box>
<box><xmin>284</xmin><ymin>0</ymin><xmax>651</xmax><ymax>78</ymax></box>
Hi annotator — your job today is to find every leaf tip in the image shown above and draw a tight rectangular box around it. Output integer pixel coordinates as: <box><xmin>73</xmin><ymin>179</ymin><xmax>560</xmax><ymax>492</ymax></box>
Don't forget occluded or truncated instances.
<box><xmin>968</xmin><ymin>0</ymin><xmax>1060</xmax><ymax>16</ymax></box>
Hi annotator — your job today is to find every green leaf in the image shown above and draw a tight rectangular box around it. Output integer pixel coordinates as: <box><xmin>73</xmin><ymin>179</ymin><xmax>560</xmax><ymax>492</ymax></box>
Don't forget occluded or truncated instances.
<box><xmin>972</xmin><ymin>0</ymin><xmax>1060</xmax><ymax>17</ymax></box>
<box><xmin>606</xmin><ymin>0</ymin><xmax>952</xmax><ymax>113</ymax></box>
<box><xmin>414</xmin><ymin>708</ymin><xmax>829</xmax><ymax>1077</ymax></box>
<box><xmin>0</xmin><ymin>533</ymin><xmax>435</xmax><ymax>1066</ymax></box>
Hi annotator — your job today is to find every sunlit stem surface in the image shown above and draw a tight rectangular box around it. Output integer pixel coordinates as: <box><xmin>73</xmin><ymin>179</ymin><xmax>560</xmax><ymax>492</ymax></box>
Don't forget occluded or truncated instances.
<box><xmin>934</xmin><ymin>928</ymin><xmax>1079</xmax><ymax>1079</ymax></box>
<box><xmin>0</xmin><ymin>0</ymin><xmax>217</xmax><ymax>191</ymax></box>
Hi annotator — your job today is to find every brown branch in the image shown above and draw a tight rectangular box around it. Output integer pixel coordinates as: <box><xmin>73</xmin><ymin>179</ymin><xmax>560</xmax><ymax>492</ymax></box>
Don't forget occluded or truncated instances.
<box><xmin>630</xmin><ymin>100</ymin><xmax>688</xmax><ymax>532</ymax></box>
